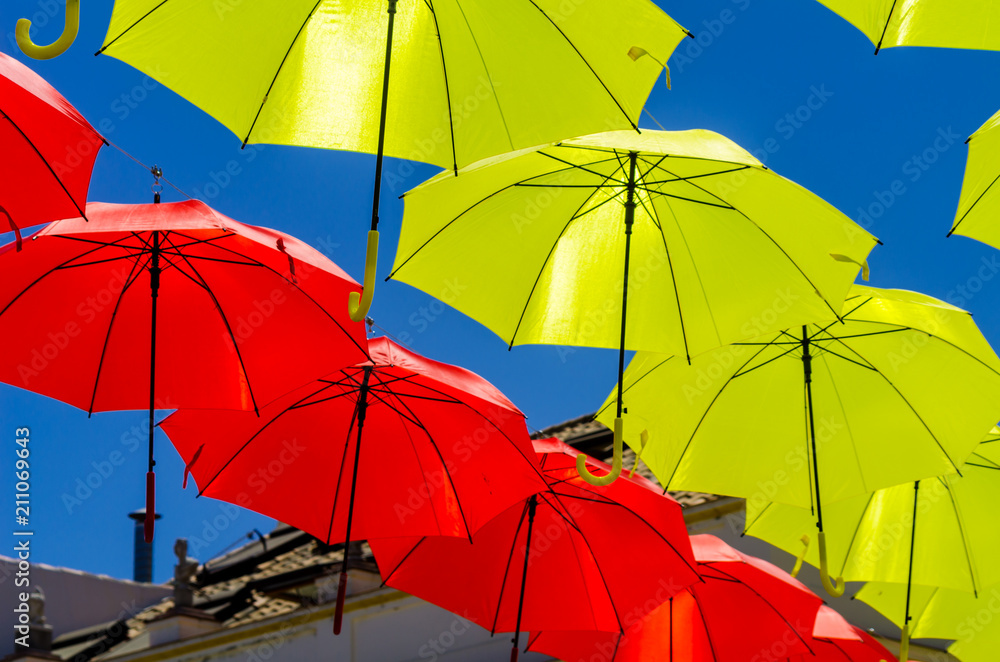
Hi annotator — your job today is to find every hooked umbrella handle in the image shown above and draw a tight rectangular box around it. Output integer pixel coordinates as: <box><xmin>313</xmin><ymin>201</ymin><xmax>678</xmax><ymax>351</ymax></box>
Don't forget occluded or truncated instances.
<box><xmin>333</xmin><ymin>571</ymin><xmax>349</xmax><ymax>635</ymax></box>
<box><xmin>817</xmin><ymin>531</ymin><xmax>845</xmax><ymax>597</ymax></box>
<box><xmin>16</xmin><ymin>0</ymin><xmax>79</xmax><ymax>60</ymax></box>
<box><xmin>576</xmin><ymin>417</ymin><xmax>624</xmax><ymax>486</ymax></box>
<box><xmin>348</xmin><ymin>231</ymin><xmax>378</xmax><ymax>322</ymax></box>
<box><xmin>791</xmin><ymin>534</ymin><xmax>810</xmax><ymax>578</ymax></box>
<box><xmin>899</xmin><ymin>622</ymin><xmax>910</xmax><ymax>662</ymax></box>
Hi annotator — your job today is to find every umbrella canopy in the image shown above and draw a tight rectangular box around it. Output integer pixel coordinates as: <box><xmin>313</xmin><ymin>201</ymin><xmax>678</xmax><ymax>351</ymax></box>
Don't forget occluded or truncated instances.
<box><xmin>161</xmin><ymin>337</ymin><xmax>547</xmax><ymax>633</ymax></box>
<box><xmin>950</xmin><ymin>109</ymin><xmax>1000</xmax><ymax>248</ymax></box>
<box><xmin>814</xmin><ymin>0</ymin><xmax>1000</xmax><ymax>53</ymax></box>
<box><xmin>0</xmin><ymin>50</ymin><xmax>105</xmax><ymax>235</ymax></box>
<box><xmin>786</xmin><ymin>609</ymin><xmax>898</xmax><ymax>662</ymax></box>
<box><xmin>0</xmin><ymin>199</ymin><xmax>369</xmax><ymax>539</ymax></box>
<box><xmin>855</xmin><ymin>581</ymin><xmax>1000</xmax><ymax>647</ymax></box>
<box><xmin>391</xmin><ymin>128</ymin><xmax>877</xmax><ymax>483</ymax></box>
<box><xmin>97</xmin><ymin>0</ymin><xmax>689</xmax><ymax>172</ymax></box>
<box><xmin>747</xmin><ymin>437</ymin><xmax>1000</xmax><ymax>660</ymax></box>
<box><xmin>600</xmin><ymin>286</ymin><xmax>1000</xmax><ymax>596</ymax></box>
<box><xmin>97</xmin><ymin>0</ymin><xmax>693</xmax><ymax>322</ymax></box>
<box><xmin>370</xmin><ymin>437</ymin><xmax>698</xmax><ymax>660</ymax></box>
<box><xmin>525</xmin><ymin>534</ymin><xmax>824</xmax><ymax>662</ymax></box>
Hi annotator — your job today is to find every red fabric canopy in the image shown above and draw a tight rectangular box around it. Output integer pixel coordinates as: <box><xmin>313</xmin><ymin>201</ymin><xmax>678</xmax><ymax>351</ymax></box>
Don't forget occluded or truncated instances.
<box><xmin>0</xmin><ymin>199</ymin><xmax>368</xmax><ymax>413</ymax></box>
<box><xmin>0</xmin><ymin>51</ymin><xmax>104</xmax><ymax>232</ymax></box>
<box><xmin>526</xmin><ymin>534</ymin><xmax>824</xmax><ymax>662</ymax></box>
<box><xmin>371</xmin><ymin>438</ymin><xmax>698</xmax><ymax>659</ymax></box>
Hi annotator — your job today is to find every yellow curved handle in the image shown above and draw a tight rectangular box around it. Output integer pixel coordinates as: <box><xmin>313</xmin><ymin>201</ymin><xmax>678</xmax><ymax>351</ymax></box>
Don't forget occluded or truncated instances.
<box><xmin>791</xmin><ymin>534</ymin><xmax>810</xmax><ymax>578</ymax></box>
<box><xmin>577</xmin><ymin>417</ymin><xmax>624</xmax><ymax>486</ymax></box>
<box><xmin>899</xmin><ymin>622</ymin><xmax>910</xmax><ymax>662</ymax></box>
<box><xmin>817</xmin><ymin>531</ymin><xmax>846</xmax><ymax>597</ymax></box>
<box><xmin>16</xmin><ymin>0</ymin><xmax>79</xmax><ymax>60</ymax></box>
<box><xmin>628</xmin><ymin>429</ymin><xmax>649</xmax><ymax>478</ymax></box>
<box><xmin>348</xmin><ymin>230</ymin><xmax>378</xmax><ymax>323</ymax></box>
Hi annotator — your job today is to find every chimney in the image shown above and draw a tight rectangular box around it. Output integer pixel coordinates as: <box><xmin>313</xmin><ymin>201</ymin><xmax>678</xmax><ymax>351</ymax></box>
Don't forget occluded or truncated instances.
<box><xmin>128</xmin><ymin>509</ymin><xmax>161</xmax><ymax>583</ymax></box>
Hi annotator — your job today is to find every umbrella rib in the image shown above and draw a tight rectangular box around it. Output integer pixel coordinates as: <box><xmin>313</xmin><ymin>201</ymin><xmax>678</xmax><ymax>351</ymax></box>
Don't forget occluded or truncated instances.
<box><xmin>875</xmin><ymin>0</ymin><xmax>900</xmax><ymax>53</ymax></box>
<box><xmin>838</xmin><ymin>492</ymin><xmax>878</xmax><ymax>579</ymax></box>
<box><xmin>425</xmin><ymin>0</ymin><xmax>459</xmax><ymax>173</ymax></box>
<box><xmin>522</xmin><ymin>0</ymin><xmax>637</xmax><ymax>130</ymax></box>
<box><xmin>951</xmin><ymin>170</ymin><xmax>1000</xmax><ymax>237</ymax></box>
<box><xmin>742</xmin><ymin>500</ymin><xmax>774</xmax><ymax>532</ymax></box>
<box><xmin>0</xmin><ymin>238</ymin><xmax>138</xmax><ymax>318</ymax></box>
<box><xmin>163</xmin><ymin>236</ymin><xmax>261</xmax><ymax>414</ymax></box>
<box><xmin>944</xmin><ymin>478</ymin><xmax>981</xmax><ymax>595</ymax></box>
<box><xmin>702</xmin><ymin>565</ymin><xmax>816</xmax><ymax>654</ymax></box>
<box><xmin>808</xmin><ymin>342</ymin><xmax>880</xmax><ymax>372</ymax></box>
<box><xmin>96</xmin><ymin>0</ymin><xmax>170</xmax><ymax>53</ymax></box>
<box><xmin>508</xmin><ymin>170</ymin><xmax>620</xmax><ymax>348</ymax></box>
<box><xmin>649</xmin><ymin>191</ymin><xmax>725</xmax><ymax>347</ymax></box>
<box><xmin>686</xmin><ymin>588</ymin><xmax>722</xmax><ymax>662</ymax></box>
<box><xmin>831</xmin><ymin>340</ymin><xmax>961</xmax><ymax>474</ymax></box>
<box><xmin>492</xmin><ymin>500</ymin><xmax>532</xmax><ymax>635</ymax></box>
<box><xmin>556</xmin><ymin>490</ymin><xmax>699</xmax><ymax>580</ymax></box>
<box><xmin>378</xmin><ymin>536</ymin><xmax>429</xmax><ymax>588</ymax></box>
<box><xmin>0</xmin><ymin>108</ymin><xmax>93</xmax><ymax>220</ymax></box>
<box><xmin>85</xmin><ymin>255</ymin><xmax>150</xmax><ymax>415</ymax></box>
<box><xmin>638</xmin><ymin>189</ymin><xmax>735</xmax><ymax>209</ymax></box>
<box><xmin>240</xmin><ymin>0</ymin><xmax>325</xmax><ymax>147</ymax></box>
<box><xmin>594</xmin><ymin>355</ymin><xmax>678</xmax><ymax>419</ymax></box>
<box><xmin>196</xmin><ymin>382</ymin><xmax>341</xmax><ymax>496</ymax></box>
<box><xmin>53</xmin><ymin>252</ymin><xmax>149</xmax><ymax>269</ymax></box>
<box><xmin>664</xmin><ymin>341</ymin><xmax>777</xmax><ymax>488</ymax></box>
<box><xmin>731</xmin><ymin>343</ymin><xmax>803</xmax><ymax>379</ymax></box>
<box><xmin>640</xmin><ymin>187</ymin><xmax>691</xmax><ymax>360</ymax></box>
<box><xmin>641</xmin><ymin>165</ymin><xmax>753</xmax><ymax>187</ymax></box>
<box><xmin>447</xmin><ymin>0</ymin><xmax>515</xmax><ymax>155</ymax></box>
<box><xmin>538</xmin><ymin>150</ymin><xmax>629</xmax><ymax>185</ymax></box>
<box><xmin>174</xmin><ymin>231</ymin><xmax>369</xmax><ymax>361</ymax></box>
<box><xmin>814</xmin><ymin>349</ymin><xmax>867</xmax><ymax>491</ymax></box>
<box><xmin>544</xmin><ymin>499</ymin><xmax>627</xmax><ymax>634</ymax></box>
<box><xmin>367</xmin><ymin>375</ymin><xmax>476</xmax><ymax>539</ymax></box>
<box><xmin>654</xmin><ymin>162</ymin><xmax>844</xmax><ymax>321</ymax></box>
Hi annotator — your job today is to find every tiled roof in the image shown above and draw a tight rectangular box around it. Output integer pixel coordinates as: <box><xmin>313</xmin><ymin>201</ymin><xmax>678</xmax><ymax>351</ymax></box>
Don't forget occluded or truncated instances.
<box><xmin>49</xmin><ymin>529</ymin><xmax>377</xmax><ymax>660</ymax></box>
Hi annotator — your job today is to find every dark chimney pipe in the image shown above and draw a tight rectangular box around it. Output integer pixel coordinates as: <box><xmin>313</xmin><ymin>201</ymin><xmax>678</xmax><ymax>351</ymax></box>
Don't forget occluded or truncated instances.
<box><xmin>128</xmin><ymin>509</ymin><xmax>161</xmax><ymax>583</ymax></box>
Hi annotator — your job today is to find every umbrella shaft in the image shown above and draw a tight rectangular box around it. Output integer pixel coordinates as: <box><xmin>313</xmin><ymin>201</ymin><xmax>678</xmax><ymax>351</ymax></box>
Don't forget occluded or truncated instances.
<box><xmin>904</xmin><ymin>481</ymin><xmax>919</xmax><ymax>626</ymax></box>
<box><xmin>370</xmin><ymin>0</ymin><xmax>398</xmax><ymax>233</ymax></box>
<box><xmin>801</xmin><ymin>326</ymin><xmax>823</xmax><ymax>531</ymax></box>
<box><xmin>341</xmin><ymin>367</ymin><xmax>373</xmax><ymax>569</ymax></box>
<box><xmin>511</xmin><ymin>495</ymin><xmax>538</xmax><ymax>654</ymax></box>
<box><xmin>148</xmin><ymin>231</ymin><xmax>161</xmax><ymax>474</ymax></box>
<box><xmin>616</xmin><ymin>152</ymin><xmax>639</xmax><ymax>418</ymax></box>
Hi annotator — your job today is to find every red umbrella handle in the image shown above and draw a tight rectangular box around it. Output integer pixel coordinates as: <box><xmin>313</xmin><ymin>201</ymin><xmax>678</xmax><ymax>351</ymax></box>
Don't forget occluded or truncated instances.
<box><xmin>144</xmin><ymin>472</ymin><xmax>155</xmax><ymax>543</ymax></box>
<box><xmin>509</xmin><ymin>647</ymin><xmax>519</xmax><ymax>662</ymax></box>
<box><xmin>334</xmin><ymin>571</ymin><xmax>349</xmax><ymax>635</ymax></box>
<box><xmin>0</xmin><ymin>206</ymin><xmax>22</xmax><ymax>251</ymax></box>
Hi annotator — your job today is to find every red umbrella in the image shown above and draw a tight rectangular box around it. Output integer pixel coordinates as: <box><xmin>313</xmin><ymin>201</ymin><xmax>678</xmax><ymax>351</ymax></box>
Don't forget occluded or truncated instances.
<box><xmin>525</xmin><ymin>534</ymin><xmax>824</xmax><ymax>662</ymax></box>
<box><xmin>787</xmin><ymin>607</ymin><xmax>898</xmax><ymax>662</ymax></box>
<box><xmin>0</xmin><ymin>200</ymin><xmax>368</xmax><ymax>539</ymax></box>
<box><xmin>370</xmin><ymin>438</ymin><xmax>699</xmax><ymax>661</ymax></box>
<box><xmin>0</xmin><ymin>51</ymin><xmax>105</xmax><ymax>240</ymax></box>
<box><xmin>161</xmin><ymin>337</ymin><xmax>547</xmax><ymax>634</ymax></box>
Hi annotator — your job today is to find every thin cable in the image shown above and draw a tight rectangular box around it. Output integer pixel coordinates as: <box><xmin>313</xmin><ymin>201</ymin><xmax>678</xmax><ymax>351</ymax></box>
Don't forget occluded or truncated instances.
<box><xmin>105</xmin><ymin>138</ymin><xmax>192</xmax><ymax>199</ymax></box>
<box><xmin>369</xmin><ymin>320</ymin><xmax>413</xmax><ymax>349</ymax></box>
<box><xmin>642</xmin><ymin>107</ymin><xmax>667</xmax><ymax>131</ymax></box>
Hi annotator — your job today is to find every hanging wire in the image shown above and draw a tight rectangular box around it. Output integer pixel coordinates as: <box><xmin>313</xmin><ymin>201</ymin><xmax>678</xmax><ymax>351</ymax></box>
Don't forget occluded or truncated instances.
<box><xmin>642</xmin><ymin>107</ymin><xmax>667</xmax><ymax>132</ymax></box>
<box><xmin>104</xmin><ymin>137</ymin><xmax>193</xmax><ymax>200</ymax></box>
<box><xmin>367</xmin><ymin>318</ymin><xmax>413</xmax><ymax>349</ymax></box>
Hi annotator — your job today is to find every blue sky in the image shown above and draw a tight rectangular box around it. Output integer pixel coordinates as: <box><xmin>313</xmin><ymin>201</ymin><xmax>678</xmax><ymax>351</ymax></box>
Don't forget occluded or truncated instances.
<box><xmin>1</xmin><ymin>0</ymin><xmax>999</xmax><ymax>583</ymax></box>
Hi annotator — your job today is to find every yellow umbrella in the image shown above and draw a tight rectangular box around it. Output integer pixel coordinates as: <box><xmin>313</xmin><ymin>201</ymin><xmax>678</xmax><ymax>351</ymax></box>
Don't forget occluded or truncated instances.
<box><xmin>815</xmin><ymin>0</ymin><xmax>1000</xmax><ymax>53</ymax></box>
<box><xmin>599</xmin><ymin>286</ymin><xmax>1000</xmax><ymax>595</ymax></box>
<box><xmin>390</xmin><ymin>129</ymin><xmax>877</xmax><ymax>485</ymax></box>
<box><xmin>950</xmin><ymin>109</ymin><xmax>1000</xmax><ymax>248</ymax></box>
<box><xmin>98</xmin><ymin>0</ymin><xmax>692</xmax><ymax>320</ymax></box>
